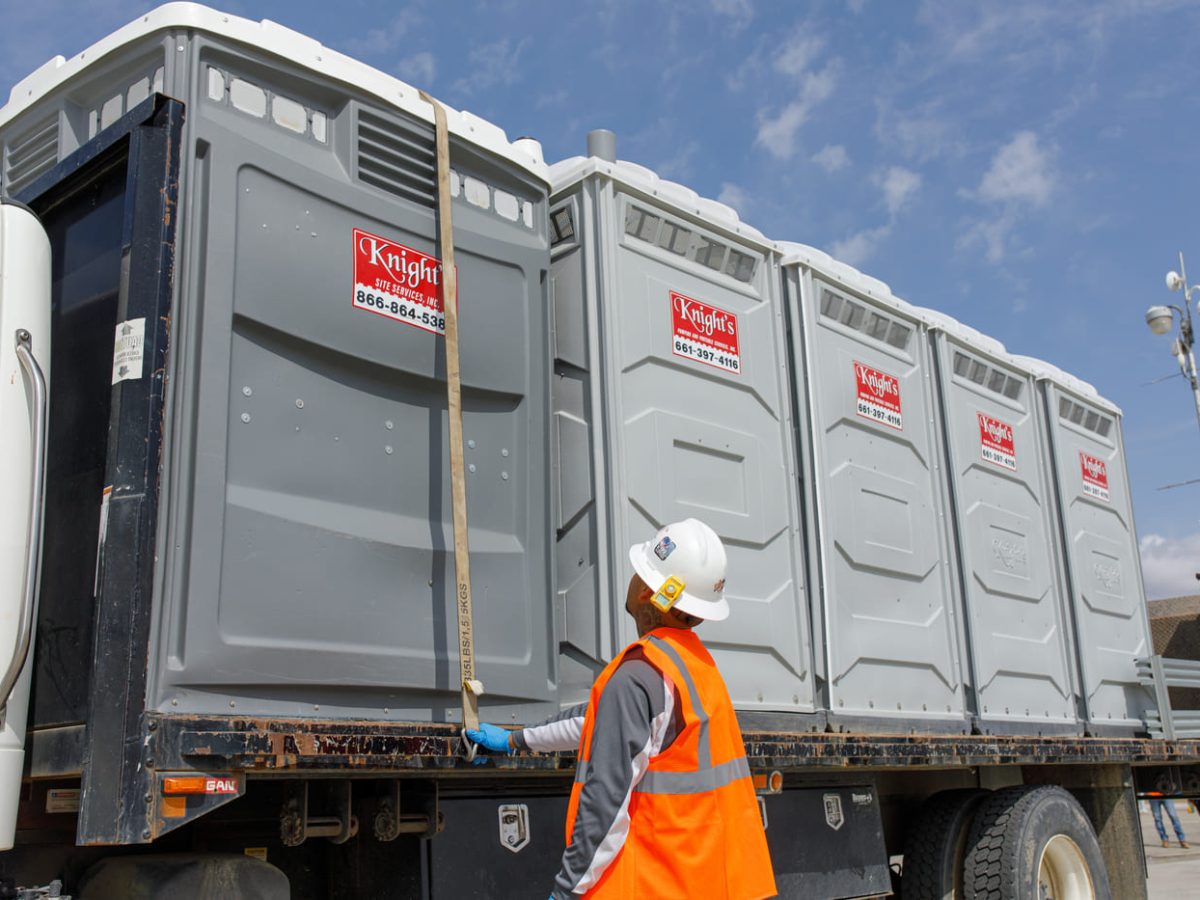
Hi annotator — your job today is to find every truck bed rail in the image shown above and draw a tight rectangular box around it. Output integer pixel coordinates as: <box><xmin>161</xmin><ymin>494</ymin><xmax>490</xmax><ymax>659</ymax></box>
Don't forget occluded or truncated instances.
<box><xmin>1136</xmin><ymin>655</ymin><xmax>1200</xmax><ymax>739</ymax></box>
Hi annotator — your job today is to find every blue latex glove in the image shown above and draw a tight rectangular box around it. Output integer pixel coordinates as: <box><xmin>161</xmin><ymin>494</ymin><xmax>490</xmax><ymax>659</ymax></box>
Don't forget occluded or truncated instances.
<box><xmin>464</xmin><ymin>722</ymin><xmax>514</xmax><ymax>754</ymax></box>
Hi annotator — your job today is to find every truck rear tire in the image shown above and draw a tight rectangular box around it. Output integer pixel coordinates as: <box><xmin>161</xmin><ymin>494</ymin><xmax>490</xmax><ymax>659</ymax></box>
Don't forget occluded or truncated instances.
<box><xmin>963</xmin><ymin>785</ymin><xmax>1111</xmax><ymax>900</ymax></box>
<box><xmin>901</xmin><ymin>788</ymin><xmax>987</xmax><ymax>899</ymax></box>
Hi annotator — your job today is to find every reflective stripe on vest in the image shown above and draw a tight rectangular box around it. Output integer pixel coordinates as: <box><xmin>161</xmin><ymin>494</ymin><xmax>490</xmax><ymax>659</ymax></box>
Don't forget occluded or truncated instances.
<box><xmin>637</xmin><ymin>756</ymin><xmax>751</xmax><ymax>794</ymax></box>
<box><xmin>573</xmin><ymin>755</ymin><xmax>750</xmax><ymax>794</ymax></box>
<box><xmin>646</xmin><ymin>634</ymin><xmax>711</xmax><ymax>769</ymax></box>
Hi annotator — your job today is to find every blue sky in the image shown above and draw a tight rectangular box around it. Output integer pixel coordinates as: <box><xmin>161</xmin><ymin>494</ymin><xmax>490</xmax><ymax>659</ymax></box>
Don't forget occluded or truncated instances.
<box><xmin>4</xmin><ymin>0</ymin><xmax>1200</xmax><ymax>597</ymax></box>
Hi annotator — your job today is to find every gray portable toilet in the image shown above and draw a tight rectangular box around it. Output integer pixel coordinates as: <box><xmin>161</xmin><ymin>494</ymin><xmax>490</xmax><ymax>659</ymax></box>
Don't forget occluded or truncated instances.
<box><xmin>548</xmin><ymin>143</ymin><xmax>817</xmax><ymax>719</ymax></box>
<box><xmin>0</xmin><ymin>5</ymin><xmax>556</xmax><ymax>724</ymax></box>
<box><xmin>924</xmin><ymin>312</ymin><xmax>1082</xmax><ymax>735</ymax></box>
<box><xmin>1013</xmin><ymin>357</ymin><xmax>1153</xmax><ymax>733</ymax></box>
<box><xmin>781</xmin><ymin>244</ymin><xmax>967</xmax><ymax>732</ymax></box>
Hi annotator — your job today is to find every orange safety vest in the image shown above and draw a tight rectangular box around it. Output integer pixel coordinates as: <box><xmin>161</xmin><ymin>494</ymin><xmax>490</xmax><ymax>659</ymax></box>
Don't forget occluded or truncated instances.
<box><xmin>564</xmin><ymin>627</ymin><xmax>776</xmax><ymax>899</ymax></box>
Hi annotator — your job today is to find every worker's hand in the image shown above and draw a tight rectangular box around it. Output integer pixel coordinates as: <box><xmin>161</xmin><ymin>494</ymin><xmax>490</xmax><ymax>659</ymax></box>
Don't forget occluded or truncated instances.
<box><xmin>464</xmin><ymin>722</ymin><xmax>514</xmax><ymax>754</ymax></box>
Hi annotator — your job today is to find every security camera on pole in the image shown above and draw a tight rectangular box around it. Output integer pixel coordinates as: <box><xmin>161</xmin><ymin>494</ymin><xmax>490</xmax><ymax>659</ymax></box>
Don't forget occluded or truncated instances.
<box><xmin>1145</xmin><ymin>252</ymin><xmax>1200</xmax><ymax>432</ymax></box>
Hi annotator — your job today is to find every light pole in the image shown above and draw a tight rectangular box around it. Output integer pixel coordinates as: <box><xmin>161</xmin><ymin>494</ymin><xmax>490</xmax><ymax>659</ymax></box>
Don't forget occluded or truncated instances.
<box><xmin>1145</xmin><ymin>251</ymin><xmax>1200</xmax><ymax>432</ymax></box>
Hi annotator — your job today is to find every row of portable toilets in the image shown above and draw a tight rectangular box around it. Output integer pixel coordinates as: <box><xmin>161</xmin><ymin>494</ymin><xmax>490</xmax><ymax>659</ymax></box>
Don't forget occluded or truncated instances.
<box><xmin>0</xmin><ymin>7</ymin><xmax>1149</xmax><ymax>737</ymax></box>
<box><xmin>547</xmin><ymin>134</ymin><xmax>1151</xmax><ymax>737</ymax></box>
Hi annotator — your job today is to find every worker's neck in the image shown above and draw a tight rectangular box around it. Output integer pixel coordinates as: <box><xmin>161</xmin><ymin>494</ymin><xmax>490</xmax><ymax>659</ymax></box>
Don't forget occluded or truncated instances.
<box><xmin>635</xmin><ymin>615</ymin><xmax>693</xmax><ymax>639</ymax></box>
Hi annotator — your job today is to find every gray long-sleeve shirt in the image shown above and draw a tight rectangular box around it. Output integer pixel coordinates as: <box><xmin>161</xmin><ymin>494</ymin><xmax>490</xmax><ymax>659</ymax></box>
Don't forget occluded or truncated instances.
<box><xmin>513</xmin><ymin>648</ymin><xmax>685</xmax><ymax>898</ymax></box>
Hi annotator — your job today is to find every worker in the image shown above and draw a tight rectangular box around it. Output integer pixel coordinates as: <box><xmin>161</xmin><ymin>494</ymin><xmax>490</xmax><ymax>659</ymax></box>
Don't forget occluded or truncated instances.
<box><xmin>466</xmin><ymin>518</ymin><xmax>776</xmax><ymax>899</ymax></box>
<box><xmin>1150</xmin><ymin>797</ymin><xmax>1189</xmax><ymax>849</ymax></box>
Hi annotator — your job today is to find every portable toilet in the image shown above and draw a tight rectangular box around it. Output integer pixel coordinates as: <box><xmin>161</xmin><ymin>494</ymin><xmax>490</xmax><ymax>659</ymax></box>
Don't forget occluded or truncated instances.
<box><xmin>923</xmin><ymin>311</ymin><xmax>1082</xmax><ymax>735</ymax></box>
<box><xmin>0</xmin><ymin>3</ymin><xmax>557</xmax><ymax>732</ymax></box>
<box><xmin>1013</xmin><ymin>356</ymin><xmax>1154</xmax><ymax>733</ymax></box>
<box><xmin>548</xmin><ymin>134</ymin><xmax>817</xmax><ymax>720</ymax></box>
<box><xmin>781</xmin><ymin>243</ymin><xmax>968</xmax><ymax>732</ymax></box>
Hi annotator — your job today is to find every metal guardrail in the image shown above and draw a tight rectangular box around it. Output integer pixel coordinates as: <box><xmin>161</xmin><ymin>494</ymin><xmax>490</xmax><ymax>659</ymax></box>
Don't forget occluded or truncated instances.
<box><xmin>1136</xmin><ymin>656</ymin><xmax>1200</xmax><ymax>740</ymax></box>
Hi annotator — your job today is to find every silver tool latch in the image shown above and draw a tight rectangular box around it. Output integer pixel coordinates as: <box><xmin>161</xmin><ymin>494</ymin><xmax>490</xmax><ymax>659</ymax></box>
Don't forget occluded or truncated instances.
<box><xmin>498</xmin><ymin>803</ymin><xmax>530</xmax><ymax>853</ymax></box>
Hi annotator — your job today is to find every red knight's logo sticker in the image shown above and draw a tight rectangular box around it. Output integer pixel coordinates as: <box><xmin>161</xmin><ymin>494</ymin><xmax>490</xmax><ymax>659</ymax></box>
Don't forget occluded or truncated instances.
<box><xmin>1079</xmin><ymin>452</ymin><xmax>1110</xmax><ymax>502</ymax></box>
<box><xmin>978</xmin><ymin>412</ymin><xmax>1016</xmax><ymax>471</ymax></box>
<box><xmin>670</xmin><ymin>291</ymin><xmax>741</xmax><ymax>374</ymax></box>
<box><xmin>352</xmin><ymin>228</ymin><xmax>451</xmax><ymax>335</ymax></box>
<box><xmin>854</xmin><ymin>361</ymin><xmax>903</xmax><ymax>430</ymax></box>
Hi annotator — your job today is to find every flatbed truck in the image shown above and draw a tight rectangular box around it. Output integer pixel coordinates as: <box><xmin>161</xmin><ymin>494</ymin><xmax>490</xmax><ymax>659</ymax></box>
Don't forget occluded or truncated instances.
<box><xmin>1</xmin><ymin>6</ymin><xmax>1198</xmax><ymax>899</ymax></box>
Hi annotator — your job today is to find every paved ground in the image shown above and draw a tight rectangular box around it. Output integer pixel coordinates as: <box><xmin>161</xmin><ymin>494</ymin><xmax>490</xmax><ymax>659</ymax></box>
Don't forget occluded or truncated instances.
<box><xmin>1142</xmin><ymin>801</ymin><xmax>1200</xmax><ymax>899</ymax></box>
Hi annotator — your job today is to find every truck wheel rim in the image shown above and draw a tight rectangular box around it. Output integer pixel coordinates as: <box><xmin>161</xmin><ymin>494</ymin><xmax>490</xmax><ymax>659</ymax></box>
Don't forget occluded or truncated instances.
<box><xmin>1036</xmin><ymin>834</ymin><xmax>1093</xmax><ymax>900</ymax></box>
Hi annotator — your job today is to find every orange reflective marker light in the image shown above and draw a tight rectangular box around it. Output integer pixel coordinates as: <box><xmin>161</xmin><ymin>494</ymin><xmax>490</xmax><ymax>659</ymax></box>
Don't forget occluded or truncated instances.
<box><xmin>162</xmin><ymin>777</ymin><xmax>206</xmax><ymax>794</ymax></box>
<box><xmin>752</xmin><ymin>770</ymin><xmax>783</xmax><ymax>795</ymax></box>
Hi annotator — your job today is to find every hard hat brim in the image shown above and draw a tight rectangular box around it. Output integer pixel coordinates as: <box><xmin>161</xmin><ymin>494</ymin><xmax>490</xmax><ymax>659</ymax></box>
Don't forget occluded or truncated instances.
<box><xmin>628</xmin><ymin>541</ymin><xmax>730</xmax><ymax>622</ymax></box>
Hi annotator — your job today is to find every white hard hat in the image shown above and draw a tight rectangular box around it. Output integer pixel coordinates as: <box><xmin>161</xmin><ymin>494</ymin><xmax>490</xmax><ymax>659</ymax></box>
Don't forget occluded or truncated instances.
<box><xmin>628</xmin><ymin>518</ymin><xmax>729</xmax><ymax>622</ymax></box>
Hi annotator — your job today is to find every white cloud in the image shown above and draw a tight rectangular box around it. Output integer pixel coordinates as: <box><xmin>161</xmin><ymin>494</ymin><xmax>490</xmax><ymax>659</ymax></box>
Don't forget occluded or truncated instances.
<box><xmin>710</xmin><ymin>0</ymin><xmax>754</xmax><ymax>29</ymax></box>
<box><xmin>824</xmin><ymin>167</ymin><xmax>918</xmax><ymax>266</ymax></box>
<box><xmin>830</xmin><ymin>226</ymin><xmax>890</xmax><ymax>267</ymax></box>
<box><xmin>755</xmin><ymin>65</ymin><xmax>837</xmax><ymax>160</ymax></box>
<box><xmin>591</xmin><ymin>41</ymin><xmax>624</xmax><ymax>75</ymax></box>
<box><xmin>916</xmin><ymin>0</ymin><xmax>1192</xmax><ymax>68</ymax></box>
<box><xmin>1140</xmin><ymin>533</ymin><xmax>1200</xmax><ymax>600</ymax></box>
<box><xmin>452</xmin><ymin>37</ymin><xmax>530</xmax><ymax>95</ymax></box>
<box><xmin>774</xmin><ymin>35</ymin><xmax>825</xmax><ymax>78</ymax></box>
<box><xmin>879</xmin><ymin>166</ymin><xmax>922</xmax><ymax>215</ymax></box>
<box><xmin>957</xmin><ymin>209</ymin><xmax>1018</xmax><ymax>264</ymax></box>
<box><xmin>977</xmin><ymin>131</ymin><xmax>1055</xmax><ymax>207</ymax></box>
<box><xmin>874</xmin><ymin>103</ymin><xmax>959</xmax><ymax>163</ymax></box>
<box><xmin>958</xmin><ymin>131</ymin><xmax>1055</xmax><ymax>263</ymax></box>
<box><xmin>726</xmin><ymin>33</ymin><xmax>774</xmax><ymax>91</ymax></box>
<box><xmin>756</xmin><ymin>104</ymin><xmax>807</xmax><ymax>160</ymax></box>
<box><xmin>535</xmin><ymin>89</ymin><xmax>569</xmax><ymax>110</ymax></box>
<box><xmin>1125</xmin><ymin>80</ymin><xmax>1174</xmax><ymax>102</ymax></box>
<box><xmin>343</xmin><ymin>9</ymin><xmax>424</xmax><ymax>57</ymax></box>
<box><xmin>753</xmin><ymin>28</ymin><xmax>839</xmax><ymax>160</ymax></box>
<box><xmin>655</xmin><ymin>140</ymin><xmax>700</xmax><ymax>181</ymax></box>
<box><xmin>718</xmin><ymin>182</ymin><xmax>749</xmax><ymax>214</ymax></box>
<box><xmin>725</xmin><ymin>55</ymin><xmax>761</xmax><ymax>92</ymax></box>
<box><xmin>812</xmin><ymin>144</ymin><xmax>850</xmax><ymax>172</ymax></box>
<box><xmin>848</xmin><ymin>0</ymin><xmax>867</xmax><ymax>11</ymax></box>
<box><xmin>396</xmin><ymin>52</ymin><xmax>435</xmax><ymax>87</ymax></box>
<box><xmin>915</xmin><ymin>1</ymin><xmax>1055</xmax><ymax>63</ymax></box>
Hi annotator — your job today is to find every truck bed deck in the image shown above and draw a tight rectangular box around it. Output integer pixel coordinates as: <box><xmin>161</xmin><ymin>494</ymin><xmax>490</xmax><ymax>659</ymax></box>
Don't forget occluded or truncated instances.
<box><xmin>158</xmin><ymin>714</ymin><xmax>1200</xmax><ymax>775</ymax></box>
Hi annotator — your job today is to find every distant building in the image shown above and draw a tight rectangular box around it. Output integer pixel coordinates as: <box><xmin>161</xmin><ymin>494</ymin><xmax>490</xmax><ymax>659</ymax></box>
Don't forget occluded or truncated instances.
<box><xmin>1148</xmin><ymin>595</ymin><xmax>1200</xmax><ymax>709</ymax></box>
